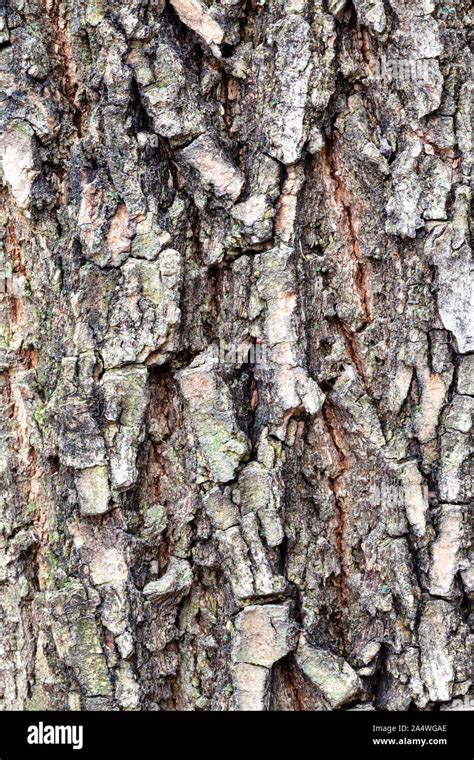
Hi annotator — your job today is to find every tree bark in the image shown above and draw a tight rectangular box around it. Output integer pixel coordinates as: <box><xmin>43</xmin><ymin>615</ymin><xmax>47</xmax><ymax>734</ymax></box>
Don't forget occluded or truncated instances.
<box><xmin>0</xmin><ymin>0</ymin><xmax>471</xmax><ymax>711</ymax></box>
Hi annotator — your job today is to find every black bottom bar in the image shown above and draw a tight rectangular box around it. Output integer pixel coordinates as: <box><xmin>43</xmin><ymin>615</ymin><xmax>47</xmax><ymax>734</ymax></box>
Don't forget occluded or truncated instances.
<box><xmin>0</xmin><ymin>709</ymin><xmax>470</xmax><ymax>759</ymax></box>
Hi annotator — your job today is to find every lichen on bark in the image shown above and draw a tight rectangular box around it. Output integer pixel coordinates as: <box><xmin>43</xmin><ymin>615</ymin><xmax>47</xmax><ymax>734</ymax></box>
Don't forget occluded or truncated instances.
<box><xmin>0</xmin><ymin>0</ymin><xmax>471</xmax><ymax>711</ymax></box>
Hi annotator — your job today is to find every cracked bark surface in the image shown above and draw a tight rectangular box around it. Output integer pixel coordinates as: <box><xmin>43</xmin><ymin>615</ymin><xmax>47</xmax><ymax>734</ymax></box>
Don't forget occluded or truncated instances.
<box><xmin>0</xmin><ymin>0</ymin><xmax>472</xmax><ymax>711</ymax></box>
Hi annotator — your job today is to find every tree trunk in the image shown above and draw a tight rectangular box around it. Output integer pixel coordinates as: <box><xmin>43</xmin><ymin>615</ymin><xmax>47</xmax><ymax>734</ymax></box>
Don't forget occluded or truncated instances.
<box><xmin>0</xmin><ymin>0</ymin><xmax>471</xmax><ymax>712</ymax></box>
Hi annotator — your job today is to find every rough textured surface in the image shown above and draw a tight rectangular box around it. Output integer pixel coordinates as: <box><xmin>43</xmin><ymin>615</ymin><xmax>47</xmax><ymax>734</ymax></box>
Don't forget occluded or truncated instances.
<box><xmin>0</xmin><ymin>0</ymin><xmax>471</xmax><ymax>712</ymax></box>
<box><xmin>296</xmin><ymin>634</ymin><xmax>362</xmax><ymax>708</ymax></box>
